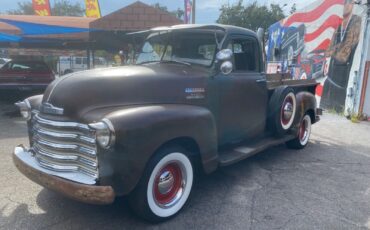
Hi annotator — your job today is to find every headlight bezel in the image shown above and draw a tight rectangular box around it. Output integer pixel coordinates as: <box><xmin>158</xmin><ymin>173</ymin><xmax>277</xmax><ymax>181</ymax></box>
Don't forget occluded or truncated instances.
<box><xmin>89</xmin><ymin>119</ymin><xmax>116</xmax><ymax>149</ymax></box>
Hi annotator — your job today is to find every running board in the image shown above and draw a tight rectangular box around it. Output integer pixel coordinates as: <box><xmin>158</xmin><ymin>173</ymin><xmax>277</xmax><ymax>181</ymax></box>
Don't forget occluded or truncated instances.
<box><xmin>218</xmin><ymin>135</ymin><xmax>295</xmax><ymax>166</ymax></box>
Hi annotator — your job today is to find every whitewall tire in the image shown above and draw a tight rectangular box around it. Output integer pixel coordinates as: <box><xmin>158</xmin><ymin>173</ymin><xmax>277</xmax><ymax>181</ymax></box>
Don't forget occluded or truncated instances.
<box><xmin>129</xmin><ymin>146</ymin><xmax>194</xmax><ymax>222</ymax></box>
<box><xmin>286</xmin><ymin>114</ymin><xmax>312</xmax><ymax>149</ymax></box>
<box><xmin>280</xmin><ymin>92</ymin><xmax>297</xmax><ymax>131</ymax></box>
<box><xmin>147</xmin><ymin>152</ymin><xmax>193</xmax><ymax>218</ymax></box>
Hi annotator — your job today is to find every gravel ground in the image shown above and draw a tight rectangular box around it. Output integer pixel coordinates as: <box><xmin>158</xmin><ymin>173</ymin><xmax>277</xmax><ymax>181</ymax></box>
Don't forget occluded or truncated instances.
<box><xmin>1</xmin><ymin>93</ymin><xmax>370</xmax><ymax>230</ymax></box>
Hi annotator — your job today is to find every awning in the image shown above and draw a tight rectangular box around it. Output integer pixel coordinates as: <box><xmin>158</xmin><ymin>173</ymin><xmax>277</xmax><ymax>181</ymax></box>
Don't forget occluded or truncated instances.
<box><xmin>0</xmin><ymin>18</ymin><xmax>92</xmax><ymax>36</ymax></box>
<box><xmin>0</xmin><ymin>32</ymin><xmax>21</xmax><ymax>42</ymax></box>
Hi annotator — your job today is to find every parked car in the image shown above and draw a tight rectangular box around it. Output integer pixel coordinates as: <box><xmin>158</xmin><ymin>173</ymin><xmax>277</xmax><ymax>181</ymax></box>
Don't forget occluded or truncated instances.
<box><xmin>299</xmin><ymin>51</ymin><xmax>326</xmax><ymax>80</ymax></box>
<box><xmin>14</xmin><ymin>24</ymin><xmax>321</xmax><ymax>222</ymax></box>
<box><xmin>0</xmin><ymin>58</ymin><xmax>10</xmax><ymax>68</ymax></box>
<box><xmin>57</xmin><ymin>56</ymin><xmax>108</xmax><ymax>75</ymax></box>
<box><xmin>0</xmin><ymin>60</ymin><xmax>55</xmax><ymax>91</ymax></box>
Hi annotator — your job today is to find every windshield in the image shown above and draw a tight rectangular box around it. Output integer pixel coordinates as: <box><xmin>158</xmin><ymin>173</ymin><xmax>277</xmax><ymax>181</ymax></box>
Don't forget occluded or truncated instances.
<box><xmin>136</xmin><ymin>31</ymin><xmax>218</xmax><ymax>67</ymax></box>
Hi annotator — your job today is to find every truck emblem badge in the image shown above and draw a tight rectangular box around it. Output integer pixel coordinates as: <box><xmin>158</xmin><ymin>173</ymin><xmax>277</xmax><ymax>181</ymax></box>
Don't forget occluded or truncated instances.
<box><xmin>185</xmin><ymin>88</ymin><xmax>205</xmax><ymax>100</ymax></box>
<box><xmin>40</xmin><ymin>103</ymin><xmax>64</xmax><ymax>115</ymax></box>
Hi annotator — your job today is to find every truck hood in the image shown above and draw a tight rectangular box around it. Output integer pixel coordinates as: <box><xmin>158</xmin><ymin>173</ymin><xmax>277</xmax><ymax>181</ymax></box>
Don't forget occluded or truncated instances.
<box><xmin>42</xmin><ymin>64</ymin><xmax>210</xmax><ymax>119</ymax></box>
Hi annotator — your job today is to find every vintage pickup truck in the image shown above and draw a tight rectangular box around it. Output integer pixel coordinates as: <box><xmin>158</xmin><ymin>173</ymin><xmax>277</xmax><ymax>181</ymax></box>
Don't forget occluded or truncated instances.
<box><xmin>14</xmin><ymin>24</ymin><xmax>321</xmax><ymax>222</ymax></box>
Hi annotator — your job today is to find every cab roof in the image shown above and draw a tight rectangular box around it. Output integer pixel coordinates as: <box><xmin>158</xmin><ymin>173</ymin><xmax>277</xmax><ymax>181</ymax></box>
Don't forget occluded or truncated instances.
<box><xmin>128</xmin><ymin>24</ymin><xmax>258</xmax><ymax>38</ymax></box>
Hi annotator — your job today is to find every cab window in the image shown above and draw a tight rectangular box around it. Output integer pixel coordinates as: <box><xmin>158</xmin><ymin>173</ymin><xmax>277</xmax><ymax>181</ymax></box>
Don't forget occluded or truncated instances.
<box><xmin>227</xmin><ymin>38</ymin><xmax>259</xmax><ymax>72</ymax></box>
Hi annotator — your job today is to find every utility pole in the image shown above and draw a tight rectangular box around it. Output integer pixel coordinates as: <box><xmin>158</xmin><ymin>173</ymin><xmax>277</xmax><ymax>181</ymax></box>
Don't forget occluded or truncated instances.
<box><xmin>192</xmin><ymin>0</ymin><xmax>196</xmax><ymax>24</ymax></box>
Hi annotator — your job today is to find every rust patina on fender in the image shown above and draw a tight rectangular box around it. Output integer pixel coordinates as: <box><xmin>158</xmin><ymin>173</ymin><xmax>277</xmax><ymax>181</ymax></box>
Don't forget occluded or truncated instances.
<box><xmin>96</xmin><ymin>104</ymin><xmax>218</xmax><ymax>195</ymax></box>
<box><xmin>295</xmin><ymin>91</ymin><xmax>318</xmax><ymax>125</ymax></box>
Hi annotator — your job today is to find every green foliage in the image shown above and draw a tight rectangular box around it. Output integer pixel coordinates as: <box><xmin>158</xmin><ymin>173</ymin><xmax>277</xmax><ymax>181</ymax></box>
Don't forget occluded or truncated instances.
<box><xmin>152</xmin><ymin>3</ymin><xmax>184</xmax><ymax>20</ymax></box>
<box><xmin>52</xmin><ymin>0</ymin><xmax>84</xmax><ymax>17</ymax></box>
<box><xmin>7</xmin><ymin>2</ymin><xmax>34</xmax><ymax>15</ymax></box>
<box><xmin>217</xmin><ymin>0</ymin><xmax>286</xmax><ymax>31</ymax></box>
<box><xmin>7</xmin><ymin>0</ymin><xmax>84</xmax><ymax>16</ymax></box>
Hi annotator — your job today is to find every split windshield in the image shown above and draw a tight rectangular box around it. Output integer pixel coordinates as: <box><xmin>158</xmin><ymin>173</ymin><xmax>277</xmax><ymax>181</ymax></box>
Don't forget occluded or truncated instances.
<box><xmin>136</xmin><ymin>30</ymin><xmax>219</xmax><ymax>67</ymax></box>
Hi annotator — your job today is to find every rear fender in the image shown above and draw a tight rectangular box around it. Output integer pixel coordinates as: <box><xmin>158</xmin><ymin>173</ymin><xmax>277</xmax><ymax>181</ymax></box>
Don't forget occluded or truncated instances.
<box><xmin>295</xmin><ymin>91</ymin><xmax>317</xmax><ymax>126</ymax></box>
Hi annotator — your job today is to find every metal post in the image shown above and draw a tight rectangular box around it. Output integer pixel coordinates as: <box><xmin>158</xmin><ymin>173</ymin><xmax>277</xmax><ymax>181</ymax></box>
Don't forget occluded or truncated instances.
<box><xmin>87</xmin><ymin>49</ymin><xmax>91</xmax><ymax>69</ymax></box>
<box><xmin>92</xmin><ymin>50</ymin><xmax>95</xmax><ymax>68</ymax></box>
<box><xmin>192</xmin><ymin>0</ymin><xmax>196</xmax><ymax>24</ymax></box>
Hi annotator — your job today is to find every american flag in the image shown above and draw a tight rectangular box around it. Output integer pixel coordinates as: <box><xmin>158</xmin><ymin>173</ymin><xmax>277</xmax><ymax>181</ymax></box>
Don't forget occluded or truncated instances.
<box><xmin>282</xmin><ymin>0</ymin><xmax>344</xmax><ymax>102</ymax></box>
<box><xmin>283</xmin><ymin>0</ymin><xmax>343</xmax><ymax>53</ymax></box>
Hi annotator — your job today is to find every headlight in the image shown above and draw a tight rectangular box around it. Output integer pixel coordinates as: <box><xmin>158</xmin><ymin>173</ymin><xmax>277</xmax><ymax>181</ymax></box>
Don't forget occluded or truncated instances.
<box><xmin>89</xmin><ymin>119</ymin><xmax>116</xmax><ymax>149</ymax></box>
<box><xmin>15</xmin><ymin>100</ymin><xmax>31</xmax><ymax>120</ymax></box>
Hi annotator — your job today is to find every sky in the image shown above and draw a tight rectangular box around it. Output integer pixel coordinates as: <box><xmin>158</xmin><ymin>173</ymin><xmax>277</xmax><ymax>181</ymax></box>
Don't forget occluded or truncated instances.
<box><xmin>1</xmin><ymin>0</ymin><xmax>310</xmax><ymax>23</ymax></box>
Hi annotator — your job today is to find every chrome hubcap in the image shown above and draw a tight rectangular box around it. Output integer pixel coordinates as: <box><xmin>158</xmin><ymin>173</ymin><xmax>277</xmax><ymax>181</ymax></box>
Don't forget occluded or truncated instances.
<box><xmin>283</xmin><ymin>102</ymin><xmax>293</xmax><ymax>121</ymax></box>
<box><xmin>158</xmin><ymin>171</ymin><xmax>175</xmax><ymax>195</ymax></box>
<box><xmin>153</xmin><ymin>162</ymin><xmax>185</xmax><ymax>208</ymax></box>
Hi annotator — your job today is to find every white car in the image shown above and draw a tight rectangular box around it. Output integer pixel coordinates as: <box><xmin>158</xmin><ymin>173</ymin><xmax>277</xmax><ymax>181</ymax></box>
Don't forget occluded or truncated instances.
<box><xmin>0</xmin><ymin>58</ymin><xmax>11</xmax><ymax>68</ymax></box>
<box><xmin>57</xmin><ymin>56</ymin><xmax>109</xmax><ymax>75</ymax></box>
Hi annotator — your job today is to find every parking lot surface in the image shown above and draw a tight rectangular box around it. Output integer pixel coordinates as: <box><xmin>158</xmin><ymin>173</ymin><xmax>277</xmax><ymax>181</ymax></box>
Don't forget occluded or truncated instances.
<box><xmin>1</xmin><ymin>94</ymin><xmax>370</xmax><ymax>230</ymax></box>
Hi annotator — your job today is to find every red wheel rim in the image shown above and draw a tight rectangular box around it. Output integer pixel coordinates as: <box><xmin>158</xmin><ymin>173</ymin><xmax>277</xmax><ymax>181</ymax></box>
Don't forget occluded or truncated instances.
<box><xmin>153</xmin><ymin>163</ymin><xmax>183</xmax><ymax>205</ymax></box>
<box><xmin>281</xmin><ymin>96</ymin><xmax>294</xmax><ymax>125</ymax></box>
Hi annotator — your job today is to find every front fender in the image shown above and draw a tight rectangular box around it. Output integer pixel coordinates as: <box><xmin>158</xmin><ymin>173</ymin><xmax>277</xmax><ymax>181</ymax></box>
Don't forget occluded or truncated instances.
<box><xmin>99</xmin><ymin>105</ymin><xmax>218</xmax><ymax>195</ymax></box>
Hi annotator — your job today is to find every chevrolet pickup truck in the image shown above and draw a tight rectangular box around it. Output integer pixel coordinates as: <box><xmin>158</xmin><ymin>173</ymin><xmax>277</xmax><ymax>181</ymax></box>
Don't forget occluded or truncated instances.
<box><xmin>13</xmin><ymin>24</ymin><xmax>321</xmax><ymax>222</ymax></box>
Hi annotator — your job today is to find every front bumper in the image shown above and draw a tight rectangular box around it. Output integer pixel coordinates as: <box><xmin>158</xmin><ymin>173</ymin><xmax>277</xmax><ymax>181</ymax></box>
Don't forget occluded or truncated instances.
<box><xmin>13</xmin><ymin>146</ymin><xmax>115</xmax><ymax>205</ymax></box>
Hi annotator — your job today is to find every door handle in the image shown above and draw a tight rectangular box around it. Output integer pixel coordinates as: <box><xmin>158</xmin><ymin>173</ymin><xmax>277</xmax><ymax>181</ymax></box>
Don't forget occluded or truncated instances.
<box><xmin>256</xmin><ymin>79</ymin><xmax>266</xmax><ymax>83</ymax></box>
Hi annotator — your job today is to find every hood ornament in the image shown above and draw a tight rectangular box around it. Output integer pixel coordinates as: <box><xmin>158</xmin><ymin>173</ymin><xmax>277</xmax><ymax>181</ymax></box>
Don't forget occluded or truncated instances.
<box><xmin>40</xmin><ymin>103</ymin><xmax>64</xmax><ymax>115</ymax></box>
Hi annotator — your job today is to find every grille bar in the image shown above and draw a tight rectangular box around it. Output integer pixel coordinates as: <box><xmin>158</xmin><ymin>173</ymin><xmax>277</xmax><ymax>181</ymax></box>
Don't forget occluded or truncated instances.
<box><xmin>30</xmin><ymin>113</ymin><xmax>98</xmax><ymax>181</ymax></box>
<box><xmin>34</xmin><ymin>127</ymin><xmax>96</xmax><ymax>145</ymax></box>
<box><xmin>35</xmin><ymin>114</ymin><xmax>90</xmax><ymax>131</ymax></box>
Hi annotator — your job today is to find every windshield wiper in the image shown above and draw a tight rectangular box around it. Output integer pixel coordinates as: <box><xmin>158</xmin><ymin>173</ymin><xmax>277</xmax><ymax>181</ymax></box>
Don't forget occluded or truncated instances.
<box><xmin>161</xmin><ymin>60</ymin><xmax>191</xmax><ymax>66</ymax></box>
<box><xmin>138</xmin><ymin>60</ymin><xmax>191</xmax><ymax>66</ymax></box>
<box><xmin>137</xmin><ymin>60</ymin><xmax>161</xmax><ymax>65</ymax></box>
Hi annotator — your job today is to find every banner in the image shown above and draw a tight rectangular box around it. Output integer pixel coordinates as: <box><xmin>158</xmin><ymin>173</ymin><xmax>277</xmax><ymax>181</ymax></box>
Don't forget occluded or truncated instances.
<box><xmin>32</xmin><ymin>0</ymin><xmax>52</xmax><ymax>16</ymax></box>
<box><xmin>85</xmin><ymin>0</ymin><xmax>102</xmax><ymax>18</ymax></box>
<box><xmin>184</xmin><ymin>0</ymin><xmax>192</xmax><ymax>24</ymax></box>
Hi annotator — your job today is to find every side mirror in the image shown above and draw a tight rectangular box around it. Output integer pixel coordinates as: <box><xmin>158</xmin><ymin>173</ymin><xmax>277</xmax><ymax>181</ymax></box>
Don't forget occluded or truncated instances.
<box><xmin>220</xmin><ymin>61</ymin><xmax>233</xmax><ymax>75</ymax></box>
<box><xmin>216</xmin><ymin>49</ymin><xmax>233</xmax><ymax>61</ymax></box>
<box><xmin>216</xmin><ymin>49</ymin><xmax>233</xmax><ymax>75</ymax></box>
<box><xmin>256</xmin><ymin>28</ymin><xmax>264</xmax><ymax>44</ymax></box>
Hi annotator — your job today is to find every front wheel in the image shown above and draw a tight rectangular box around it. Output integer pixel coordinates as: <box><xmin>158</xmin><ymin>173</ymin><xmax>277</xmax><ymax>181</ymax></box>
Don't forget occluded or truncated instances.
<box><xmin>286</xmin><ymin>114</ymin><xmax>312</xmax><ymax>149</ymax></box>
<box><xmin>129</xmin><ymin>147</ymin><xmax>194</xmax><ymax>222</ymax></box>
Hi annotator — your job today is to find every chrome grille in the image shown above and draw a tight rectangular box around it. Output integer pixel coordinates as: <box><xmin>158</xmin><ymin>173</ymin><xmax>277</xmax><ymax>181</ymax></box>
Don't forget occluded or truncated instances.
<box><xmin>30</xmin><ymin>113</ymin><xmax>98</xmax><ymax>181</ymax></box>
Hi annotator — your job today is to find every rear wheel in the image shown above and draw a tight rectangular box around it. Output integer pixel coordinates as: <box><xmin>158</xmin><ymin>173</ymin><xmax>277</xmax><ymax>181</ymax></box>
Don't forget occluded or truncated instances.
<box><xmin>286</xmin><ymin>114</ymin><xmax>312</xmax><ymax>149</ymax></box>
<box><xmin>129</xmin><ymin>146</ymin><xmax>194</xmax><ymax>222</ymax></box>
<box><xmin>268</xmin><ymin>87</ymin><xmax>297</xmax><ymax>136</ymax></box>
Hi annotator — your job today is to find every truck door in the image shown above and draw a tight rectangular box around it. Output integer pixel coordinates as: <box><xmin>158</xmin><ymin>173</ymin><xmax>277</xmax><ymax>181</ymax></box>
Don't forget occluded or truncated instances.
<box><xmin>217</xmin><ymin>36</ymin><xmax>268</xmax><ymax>145</ymax></box>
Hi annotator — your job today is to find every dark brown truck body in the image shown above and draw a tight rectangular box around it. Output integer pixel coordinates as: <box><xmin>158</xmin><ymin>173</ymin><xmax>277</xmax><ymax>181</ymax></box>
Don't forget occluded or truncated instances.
<box><xmin>13</xmin><ymin>24</ymin><xmax>320</xmax><ymax>205</ymax></box>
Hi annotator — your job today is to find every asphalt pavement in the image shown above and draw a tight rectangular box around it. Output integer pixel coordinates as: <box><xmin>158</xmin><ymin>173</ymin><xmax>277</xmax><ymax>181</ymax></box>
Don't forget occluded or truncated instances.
<box><xmin>1</xmin><ymin>93</ymin><xmax>370</xmax><ymax>230</ymax></box>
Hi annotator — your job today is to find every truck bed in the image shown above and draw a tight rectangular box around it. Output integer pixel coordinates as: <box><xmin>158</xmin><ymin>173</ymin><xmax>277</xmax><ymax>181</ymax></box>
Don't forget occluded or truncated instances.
<box><xmin>266</xmin><ymin>73</ymin><xmax>318</xmax><ymax>90</ymax></box>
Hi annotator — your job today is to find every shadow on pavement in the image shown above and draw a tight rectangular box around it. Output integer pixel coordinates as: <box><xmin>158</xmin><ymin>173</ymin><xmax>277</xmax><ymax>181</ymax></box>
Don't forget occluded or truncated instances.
<box><xmin>1</xmin><ymin>139</ymin><xmax>370</xmax><ymax>229</ymax></box>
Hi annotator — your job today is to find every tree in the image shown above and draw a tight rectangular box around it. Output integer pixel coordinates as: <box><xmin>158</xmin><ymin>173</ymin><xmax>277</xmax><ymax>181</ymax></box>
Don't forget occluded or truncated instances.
<box><xmin>217</xmin><ymin>0</ymin><xmax>286</xmax><ymax>31</ymax></box>
<box><xmin>7</xmin><ymin>0</ymin><xmax>84</xmax><ymax>16</ymax></box>
<box><xmin>152</xmin><ymin>3</ymin><xmax>184</xmax><ymax>20</ymax></box>
<box><xmin>290</xmin><ymin>3</ymin><xmax>297</xmax><ymax>15</ymax></box>
<box><xmin>52</xmin><ymin>0</ymin><xmax>84</xmax><ymax>16</ymax></box>
<box><xmin>7</xmin><ymin>2</ymin><xmax>34</xmax><ymax>15</ymax></box>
